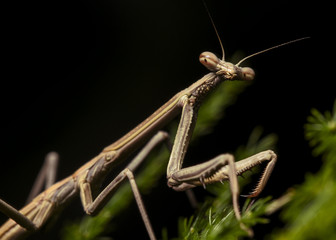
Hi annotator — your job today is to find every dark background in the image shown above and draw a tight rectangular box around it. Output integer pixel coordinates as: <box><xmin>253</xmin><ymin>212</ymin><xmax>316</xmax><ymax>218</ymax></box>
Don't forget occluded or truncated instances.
<box><xmin>0</xmin><ymin>0</ymin><xmax>331</xmax><ymax>239</ymax></box>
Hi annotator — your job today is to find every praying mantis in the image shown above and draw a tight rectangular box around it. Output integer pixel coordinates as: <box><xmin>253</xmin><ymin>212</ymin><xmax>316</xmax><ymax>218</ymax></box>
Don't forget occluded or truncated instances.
<box><xmin>0</xmin><ymin>2</ymin><xmax>309</xmax><ymax>239</ymax></box>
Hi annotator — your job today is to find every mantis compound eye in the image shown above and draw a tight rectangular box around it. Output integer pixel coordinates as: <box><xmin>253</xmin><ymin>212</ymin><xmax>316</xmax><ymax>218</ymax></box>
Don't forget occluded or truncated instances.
<box><xmin>199</xmin><ymin>51</ymin><xmax>220</xmax><ymax>72</ymax></box>
<box><xmin>241</xmin><ymin>67</ymin><xmax>255</xmax><ymax>81</ymax></box>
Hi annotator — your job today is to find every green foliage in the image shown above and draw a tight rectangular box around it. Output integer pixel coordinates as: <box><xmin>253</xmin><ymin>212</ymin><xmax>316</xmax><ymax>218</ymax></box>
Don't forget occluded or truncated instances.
<box><xmin>305</xmin><ymin>101</ymin><xmax>336</xmax><ymax>158</ymax></box>
<box><xmin>270</xmin><ymin>100</ymin><xmax>336</xmax><ymax>240</ymax></box>
<box><xmin>173</xmin><ymin>196</ymin><xmax>272</xmax><ymax>240</ymax></box>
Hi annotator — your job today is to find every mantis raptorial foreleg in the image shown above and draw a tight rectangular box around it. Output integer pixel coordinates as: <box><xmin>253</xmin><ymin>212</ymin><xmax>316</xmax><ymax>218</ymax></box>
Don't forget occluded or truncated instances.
<box><xmin>165</xmin><ymin>97</ymin><xmax>277</xmax><ymax>235</ymax></box>
<box><xmin>168</xmin><ymin>150</ymin><xmax>277</xmax><ymax>235</ymax></box>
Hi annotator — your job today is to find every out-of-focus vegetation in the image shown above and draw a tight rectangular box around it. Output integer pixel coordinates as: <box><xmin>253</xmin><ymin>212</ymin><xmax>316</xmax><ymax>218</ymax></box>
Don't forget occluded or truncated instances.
<box><xmin>269</xmin><ymin>100</ymin><xmax>336</xmax><ymax>240</ymax></box>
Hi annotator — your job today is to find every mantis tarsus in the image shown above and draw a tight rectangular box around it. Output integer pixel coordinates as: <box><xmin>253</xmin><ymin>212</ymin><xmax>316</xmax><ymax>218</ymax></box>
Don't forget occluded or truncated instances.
<box><xmin>0</xmin><ymin>6</ymin><xmax>308</xmax><ymax>238</ymax></box>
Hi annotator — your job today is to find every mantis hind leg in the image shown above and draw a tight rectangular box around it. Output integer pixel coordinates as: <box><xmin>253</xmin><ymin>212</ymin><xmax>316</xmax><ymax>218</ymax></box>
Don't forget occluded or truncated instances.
<box><xmin>0</xmin><ymin>152</ymin><xmax>59</xmax><ymax>233</ymax></box>
<box><xmin>26</xmin><ymin>152</ymin><xmax>59</xmax><ymax>203</ymax></box>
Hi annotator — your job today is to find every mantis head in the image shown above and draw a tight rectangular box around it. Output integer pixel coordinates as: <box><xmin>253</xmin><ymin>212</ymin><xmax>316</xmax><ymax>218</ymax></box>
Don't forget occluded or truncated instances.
<box><xmin>199</xmin><ymin>51</ymin><xmax>255</xmax><ymax>81</ymax></box>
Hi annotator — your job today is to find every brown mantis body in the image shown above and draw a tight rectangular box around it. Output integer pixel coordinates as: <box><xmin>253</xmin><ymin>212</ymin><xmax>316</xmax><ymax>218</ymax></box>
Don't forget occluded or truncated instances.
<box><xmin>0</xmin><ymin>4</ymin><xmax>307</xmax><ymax>237</ymax></box>
<box><xmin>0</xmin><ymin>48</ymin><xmax>278</xmax><ymax>239</ymax></box>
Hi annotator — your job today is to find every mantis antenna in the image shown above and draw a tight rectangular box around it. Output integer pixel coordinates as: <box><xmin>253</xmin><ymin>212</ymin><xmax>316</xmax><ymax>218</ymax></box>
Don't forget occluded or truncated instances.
<box><xmin>203</xmin><ymin>0</ymin><xmax>309</xmax><ymax>66</ymax></box>
<box><xmin>202</xmin><ymin>0</ymin><xmax>226</xmax><ymax>61</ymax></box>
<box><xmin>235</xmin><ymin>37</ymin><xmax>310</xmax><ymax>67</ymax></box>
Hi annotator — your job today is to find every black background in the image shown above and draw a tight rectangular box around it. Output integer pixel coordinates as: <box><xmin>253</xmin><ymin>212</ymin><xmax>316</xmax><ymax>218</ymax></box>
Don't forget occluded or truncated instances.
<box><xmin>0</xmin><ymin>0</ymin><xmax>332</xmax><ymax>239</ymax></box>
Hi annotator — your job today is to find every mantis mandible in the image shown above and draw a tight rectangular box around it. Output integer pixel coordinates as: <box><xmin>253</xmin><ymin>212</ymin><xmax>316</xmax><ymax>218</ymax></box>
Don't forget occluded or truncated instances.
<box><xmin>0</xmin><ymin>5</ymin><xmax>308</xmax><ymax>238</ymax></box>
